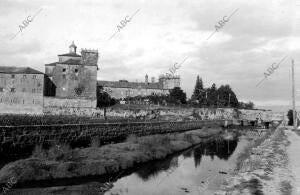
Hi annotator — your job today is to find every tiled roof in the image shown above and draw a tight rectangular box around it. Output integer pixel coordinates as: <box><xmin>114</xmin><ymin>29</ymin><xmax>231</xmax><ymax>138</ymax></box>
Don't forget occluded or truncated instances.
<box><xmin>59</xmin><ymin>59</ymin><xmax>82</xmax><ymax>65</ymax></box>
<box><xmin>58</xmin><ymin>53</ymin><xmax>81</xmax><ymax>57</ymax></box>
<box><xmin>97</xmin><ymin>80</ymin><xmax>163</xmax><ymax>90</ymax></box>
<box><xmin>45</xmin><ymin>59</ymin><xmax>82</xmax><ymax>66</ymax></box>
<box><xmin>45</xmin><ymin>62</ymin><xmax>57</xmax><ymax>66</ymax></box>
<box><xmin>0</xmin><ymin>66</ymin><xmax>44</xmax><ymax>74</ymax></box>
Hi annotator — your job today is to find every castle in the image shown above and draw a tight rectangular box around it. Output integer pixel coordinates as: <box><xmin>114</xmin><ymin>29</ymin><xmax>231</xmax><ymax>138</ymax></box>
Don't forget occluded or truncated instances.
<box><xmin>0</xmin><ymin>42</ymin><xmax>181</xmax><ymax>115</ymax></box>
<box><xmin>98</xmin><ymin>74</ymin><xmax>180</xmax><ymax>99</ymax></box>
<box><xmin>44</xmin><ymin>41</ymin><xmax>98</xmax><ymax>99</ymax></box>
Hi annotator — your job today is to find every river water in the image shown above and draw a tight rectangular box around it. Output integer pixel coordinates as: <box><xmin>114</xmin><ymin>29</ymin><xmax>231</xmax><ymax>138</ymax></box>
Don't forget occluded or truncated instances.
<box><xmin>103</xmin><ymin>137</ymin><xmax>249</xmax><ymax>195</ymax></box>
<box><xmin>6</xmin><ymin>134</ymin><xmax>251</xmax><ymax>195</ymax></box>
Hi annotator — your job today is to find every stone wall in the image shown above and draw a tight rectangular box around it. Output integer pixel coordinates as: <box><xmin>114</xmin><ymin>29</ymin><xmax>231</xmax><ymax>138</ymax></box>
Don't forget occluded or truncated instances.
<box><xmin>0</xmin><ymin>73</ymin><xmax>44</xmax><ymax>115</ymax></box>
<box><xmin>42</xmin><ymin>105</ymin><xmax>284</xmax><ymax>122</ymax></box>
<box><xmin>44</xmin><ymin>97</ymin><xmax>96</xmax><ymax>108</ymax></box>
<box><xmin>43</xmin><ymin>97</ymin><xmax>98</xmax><ymax>115</ymax></box>
<box><xmin>0</xmin><ymin>120</ymin><xmax>225</xmax><ymax>149</ymax></box>
<box><xmin>238</xmin><ymin>109</ymin><xmax>285</xmax><ymax>121</ymax></box>
<box><xmin>51</xmin><ymin>64</ymin><xmax>97</xmax><ymax>99</ymax></box>
<box><xmin>102</xmin><ymin>86</ymin><xmax>168</xmax><ymax>99</ymax></box>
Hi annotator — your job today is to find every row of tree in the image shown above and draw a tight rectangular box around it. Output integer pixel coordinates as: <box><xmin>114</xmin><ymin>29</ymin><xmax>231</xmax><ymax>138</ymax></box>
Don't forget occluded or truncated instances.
<box><xmin>189</xmin><ymin>75</ymin><xmax>253</xmax><ymax>108</ymax></box>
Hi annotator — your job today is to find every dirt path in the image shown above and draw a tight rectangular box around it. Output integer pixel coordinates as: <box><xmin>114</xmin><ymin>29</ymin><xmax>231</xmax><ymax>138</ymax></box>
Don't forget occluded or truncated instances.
<box><xmin>216</xmin><ymin>125</ymin><xmax>293</xmax><ymax>195</ymax></box>
<box><xmin>286</xmin><ymin>128</ymin><xmax>300</xmax><ymax>195</ymax></box>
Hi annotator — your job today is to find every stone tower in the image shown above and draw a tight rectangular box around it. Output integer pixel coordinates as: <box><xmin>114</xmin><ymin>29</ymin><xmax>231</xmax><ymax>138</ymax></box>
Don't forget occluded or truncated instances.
<box><xmin>44</xmin><ymin>42</ymin><xmax>98</xmax><ymax>99</ymax></box>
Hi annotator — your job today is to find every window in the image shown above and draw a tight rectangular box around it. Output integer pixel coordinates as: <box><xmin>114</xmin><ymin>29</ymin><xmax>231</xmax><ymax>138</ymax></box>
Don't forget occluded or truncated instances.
<box><xmin>10</xmin><ymin>88</ymin><xmax>15</xmax><ymax>92</ymax></box>
<box><xmin>75</xmin><ymin>69</ymin><xmax>78</xmax><ymax>73</ymax></box>
<box><xmin>23</xmin><ymin>75</ymin><xmax>27</xmax><ymax>79</ymax></box>
<box><xmin>62</xmin><ymin>68</ymin><xmax>66</xmax><ymax>72</ymax></box>
<box><xmin>32</xmin><ymin>75</ymin><xmax>37</xmax><ymax>79</ymax></box>
<box><xmin>0</xmin><ymin>88</ymin><xmax>3</xmax><ymax>92</ymax></box>
<box><xmin>11</xmin><ymin>74</ymin><xmax>15</xmax><ymax>78</ymax></box>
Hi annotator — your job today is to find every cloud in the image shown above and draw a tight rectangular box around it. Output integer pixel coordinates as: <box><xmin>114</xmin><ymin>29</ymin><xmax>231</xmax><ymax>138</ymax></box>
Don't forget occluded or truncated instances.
<box><xmin>0</xmin><ymin>0</ymin><xmax>298</xmax><ymax>107</ymax></box>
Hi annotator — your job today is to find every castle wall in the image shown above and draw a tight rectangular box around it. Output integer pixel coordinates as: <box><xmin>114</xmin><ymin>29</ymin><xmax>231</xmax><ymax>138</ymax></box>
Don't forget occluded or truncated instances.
<box><xmin>43</xmin><ymin>97</ymin><xmax>98</xmax><ymax>115</ymax></box>
<box><xmin>103</xmin><ymin>87</ymin><xmax>169</xmax><ymax>99</ymax></box>
<box><xmin>51</xmin><ymin>64</ymin><xmax>97</xmax><ymax>99</ymax></box>
<box><xmin>44</xmin><ymin>97</ymin><xmax>96</xmax><ymax>108</ymax></box>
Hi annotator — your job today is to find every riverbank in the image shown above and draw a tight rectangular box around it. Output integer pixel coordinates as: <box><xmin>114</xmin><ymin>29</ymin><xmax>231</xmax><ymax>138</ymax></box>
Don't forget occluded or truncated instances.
<box><xmin>216</xmin><ymin>125</ymin><xmax>292</xmax><ymax>194</ymax></box>
<box><xmin>0</xmin><ymin>127</ymin><xmax>223</xmax><ymax>185</ymax></box>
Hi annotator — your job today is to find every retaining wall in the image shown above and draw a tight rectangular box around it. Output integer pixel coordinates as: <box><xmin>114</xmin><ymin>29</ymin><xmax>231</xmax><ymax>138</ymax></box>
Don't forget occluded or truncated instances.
<box><xmin>0</xmin><ymin>120</ymin><xmax>225</xmax><ymax>149</ymax></box>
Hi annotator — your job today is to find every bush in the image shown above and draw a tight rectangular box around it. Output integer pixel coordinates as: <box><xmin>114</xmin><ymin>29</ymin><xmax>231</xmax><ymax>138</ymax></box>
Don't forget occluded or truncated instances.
<box><xmin>31</xmin><ymin>143</ymin><xmax>72</xmax><ymax>161</ymax></box>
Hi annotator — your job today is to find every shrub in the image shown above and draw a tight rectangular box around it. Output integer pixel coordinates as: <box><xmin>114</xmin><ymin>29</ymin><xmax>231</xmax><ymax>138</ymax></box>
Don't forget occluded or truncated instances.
<box><xmin>90</xmin><ymin>136</ymin><xmax>101</xmax><ymax>147</ymax></box>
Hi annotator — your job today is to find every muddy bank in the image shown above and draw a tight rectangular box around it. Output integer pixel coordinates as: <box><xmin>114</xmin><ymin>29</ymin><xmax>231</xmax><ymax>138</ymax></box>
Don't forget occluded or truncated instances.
<box><xmin>0</xmin><ymin>127</ymin><xmax>223</xmax><ymax>185</ymax></box>
<box><xmin>217</xmin><ymin>125</ymin><xmax>291</xmax><ymax>194</ymax></box>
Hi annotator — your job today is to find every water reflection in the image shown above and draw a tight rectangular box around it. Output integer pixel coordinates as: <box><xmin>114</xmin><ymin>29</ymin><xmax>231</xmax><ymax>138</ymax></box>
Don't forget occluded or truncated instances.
<box><xmin>103</xmin><ymin>137</ymin><xmax>244</xmax><ymax>195</ymax></box>
<box><xmin>135</xmin><ymin>139</ymin><xmax>238</xmax><ymax>181</ymax></box>
<box><xmin>8</xmin><ymin>136</ymin><xmax>250</xmax><ymax>195</ymax></box>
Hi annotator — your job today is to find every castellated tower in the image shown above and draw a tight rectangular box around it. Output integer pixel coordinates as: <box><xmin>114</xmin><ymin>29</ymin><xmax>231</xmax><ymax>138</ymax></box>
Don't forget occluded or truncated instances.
<box><xmin>158</xmin><ymin>74</ymin><xmax>180</xmax><ymax>90</ymax></box>
<box><xmin>81</xmin><ymin>49</ymin><xmax>99</xmax><ymax>67</ymax></box>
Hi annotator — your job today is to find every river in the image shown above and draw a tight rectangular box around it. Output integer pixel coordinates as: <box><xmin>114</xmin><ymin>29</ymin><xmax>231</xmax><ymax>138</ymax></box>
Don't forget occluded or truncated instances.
<box><xmin>6</xmin><ymin>133</ymin><xmax>251</xmax><ymax>195</ymax></box>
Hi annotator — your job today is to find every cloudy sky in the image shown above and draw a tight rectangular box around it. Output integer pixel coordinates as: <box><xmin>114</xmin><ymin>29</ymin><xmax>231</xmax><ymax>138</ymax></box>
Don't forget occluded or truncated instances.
<box><xmin>1</xmin><ymin>0</ymin><xmax>300</xmax><ymax>107</ymax></box>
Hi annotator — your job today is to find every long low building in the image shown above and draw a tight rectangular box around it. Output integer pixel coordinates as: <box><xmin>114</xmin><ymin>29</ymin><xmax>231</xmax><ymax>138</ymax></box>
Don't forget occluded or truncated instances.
<box><xmin>98</xmin><ymin>74</ymin><xmax>180</xmax><ymax>99</ymax></box>
<box><xmin>0</xmin><ymin>66</ymin><xmax>44</xmax><ymax>114</ymax></box>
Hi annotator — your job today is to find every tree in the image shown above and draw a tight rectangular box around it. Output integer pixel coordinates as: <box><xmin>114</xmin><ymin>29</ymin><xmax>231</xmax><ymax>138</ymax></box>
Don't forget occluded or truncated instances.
<box><xmin>191</xmin><ymin>75</ymin><xmax>207</xmax><ymax>106</ymax></box>
<box><xmin>287</xmin><ymin>109</ymin><xmax>294</xmax><ymax>126</ymax></box>
<box><xmin>217</xmin><ymin>85</ymin><xmax>239</xmax><ymax>108</ymax></box>
<box><xmin>238</xmin><ymin>101</ymin><xmax>254</xmax><ymax>109</ymax></box>
<box><xmin>191</xmin><ymin>75</ymin><xmax>203</xmax><ymax>100</ymax></box>
<box><xmin>207</xmin><ymin>83</ymin><xmax>218</xmax><ymax>107</ymax></box>
<box><xmin>96</xmin><ymin>86</ymin><xmax>114</xmax><ymax>107</ymax></box>
<box><xmin>168</xmin><ymin>87</ymin><xmax>187</xmax><ymax>104</ymax></box>
<box><xmin>96</xmin><ymin>86</ymin><xmax>116</xmax><ymax>119</ymax></box>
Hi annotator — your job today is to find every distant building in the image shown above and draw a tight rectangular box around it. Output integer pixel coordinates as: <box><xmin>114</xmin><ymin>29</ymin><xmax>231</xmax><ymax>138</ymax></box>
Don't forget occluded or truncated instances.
<box><xmin>0</xmin><ymin>66</ymin><xmax>44</xmax><ymax>114</ymax></box>
<box><xmin>44</xmin><ymin>41</ymin><xmax>98</xmax><ymax>100</ymax></box>
<box><xmin>98</xmin><ymin>73</ymin><xmax>180</xmax><ymax>99</ymax></box>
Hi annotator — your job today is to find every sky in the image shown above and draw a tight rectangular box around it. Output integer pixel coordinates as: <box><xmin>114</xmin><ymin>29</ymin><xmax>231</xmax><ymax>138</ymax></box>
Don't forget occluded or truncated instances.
<box><xmin>0</xmin><ymin>0</ymin><xmax>300</xmax><ymax>107</ymax></box>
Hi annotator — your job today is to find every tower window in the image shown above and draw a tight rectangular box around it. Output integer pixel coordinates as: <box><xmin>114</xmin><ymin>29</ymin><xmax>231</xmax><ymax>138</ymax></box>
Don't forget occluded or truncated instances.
<box><xmin>62</xmin><ymin>68</ymin><xmax>66</xmax><ymax>72</ymax></box>
<box><xmin>75</xmin><ymin>69</ymin><xmax>78</xmax><ymax>73</ymax></box>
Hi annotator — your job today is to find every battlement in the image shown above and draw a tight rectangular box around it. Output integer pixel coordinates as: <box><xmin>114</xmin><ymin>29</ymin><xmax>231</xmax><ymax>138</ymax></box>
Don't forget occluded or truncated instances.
<box><xmin>81</xmin><ymin>48</ymin><xmax>98</xmax><ymax>53</ymax></box>
<box><xmin>159</xmin><ymin>73</ymin><xmax>180</xmax><ymax>79</ymax></box>
<box><xmin>81</xmin><ymin>49</ymin><xmax>99</xmax><ymax>66</ymax></box>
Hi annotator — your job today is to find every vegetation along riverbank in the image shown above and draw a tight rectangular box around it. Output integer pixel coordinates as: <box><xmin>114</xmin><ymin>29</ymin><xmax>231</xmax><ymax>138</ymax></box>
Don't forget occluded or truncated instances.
<box><xmin>0</xmin><ymin>127</ymin><xmax>224</xmax><ymax>185</ymax></box>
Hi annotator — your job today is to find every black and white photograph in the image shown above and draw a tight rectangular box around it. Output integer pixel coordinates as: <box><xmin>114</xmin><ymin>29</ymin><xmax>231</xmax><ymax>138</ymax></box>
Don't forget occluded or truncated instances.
<box><xmin>0</xmin><ymin>0</ymin><xmax>299</xmax><ymax>194</ymax></box>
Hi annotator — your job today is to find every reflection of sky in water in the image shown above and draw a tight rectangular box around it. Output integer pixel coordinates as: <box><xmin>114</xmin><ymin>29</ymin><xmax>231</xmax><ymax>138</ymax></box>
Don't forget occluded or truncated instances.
<box><xmin>105</xmin><ymin>137</ymin><xmax>250</xmax><ymax>195</ymax></box>
<box><xmin>6</xmin><ymin>137</ymin><xmax>250</xmax><ymax>195</ymax></box>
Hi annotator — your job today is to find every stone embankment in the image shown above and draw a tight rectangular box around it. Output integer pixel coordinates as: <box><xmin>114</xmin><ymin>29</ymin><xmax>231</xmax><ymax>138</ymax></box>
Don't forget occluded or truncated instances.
<box><xmin>216</xmin><ymin>125</ymin><xmax>292</xmax><ymax>194</ymax></box>
<box><xmin>0</xmin><ymin>120</ymin><xmax>225</xmax><ymax>150</ymax></box>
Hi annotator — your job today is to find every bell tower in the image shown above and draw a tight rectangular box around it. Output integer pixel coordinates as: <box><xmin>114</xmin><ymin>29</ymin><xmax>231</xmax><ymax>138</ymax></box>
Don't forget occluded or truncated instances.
<box><xmin>69</xmin><ymin>41</ymin><xmax>77</xmax><ymax>54</ymax></box>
